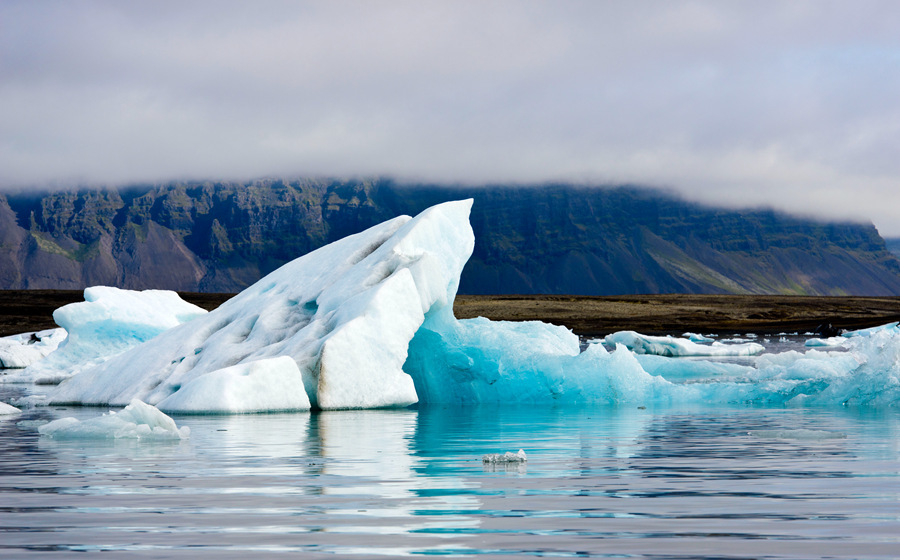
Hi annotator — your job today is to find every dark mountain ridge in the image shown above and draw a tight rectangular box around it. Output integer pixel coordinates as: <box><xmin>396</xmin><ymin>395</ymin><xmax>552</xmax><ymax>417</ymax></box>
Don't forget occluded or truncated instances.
<box><xmin>2</xmin><ymin>178</ymin><xmax>899</xmax><ymax>296</ymax></box>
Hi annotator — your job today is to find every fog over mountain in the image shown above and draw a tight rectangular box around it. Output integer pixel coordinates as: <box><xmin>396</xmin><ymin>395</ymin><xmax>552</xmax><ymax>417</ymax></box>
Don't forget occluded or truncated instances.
<box><xmin>2</xmin><ymin>2</ymin><xmax>900</xmax><ymax>234</ymax></box>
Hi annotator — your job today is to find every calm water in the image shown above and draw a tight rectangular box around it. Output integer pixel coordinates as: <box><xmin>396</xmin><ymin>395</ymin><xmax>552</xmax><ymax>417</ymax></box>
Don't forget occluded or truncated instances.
<box><xmin>2</xmin><ymin>335</ymin><xmax>900</xmax><ymax>559</ymax></box>
<box><xmin>1</xmin><ymin>385</ymin><xmax>899</xmax><ymax>559</ymax></box>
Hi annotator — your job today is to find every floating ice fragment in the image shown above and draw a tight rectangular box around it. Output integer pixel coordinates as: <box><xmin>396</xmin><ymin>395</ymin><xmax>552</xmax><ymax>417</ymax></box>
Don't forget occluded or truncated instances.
<box><xmin>605</xmin><ymin>331</ymin><xmax>764</xmax><ymax>357</ymax></box>
<box><xmin>805</xmin><ymin>337</ymin><xmax>847</xmax><ymax>348</ymax></box>
<box><xmin>156</xmin><ymin>357</ymin><xmax>311</xmax><ymax>413</ymax></box>
<box><xmin>682</xmin><ymin>332</ymin><xmax>714</xmax><ymax>343</ymax></box>
<box><xmin>0</xmin><ymin>329</ymin><xmax>66</xmax><ymax>369</ymax></box>
<box><xmin>482</xmin><ymin>449</ymin><xmax>527</xmax><ymax>463</ymax></box>
<box><xmin>38</xmin><ymin>399</ymin><xmax>189</xmax><ymax>440</ymax></box>
<box><xmin>0</xmin><ymin>401</ymin><xmax>20</xmax><ymax>415</ymax></box>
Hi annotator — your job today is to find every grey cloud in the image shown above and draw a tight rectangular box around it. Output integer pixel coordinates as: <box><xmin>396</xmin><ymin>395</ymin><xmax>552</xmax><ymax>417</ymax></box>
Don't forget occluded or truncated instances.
<box><xmin>2</xmin><ymin>1</ymin><xmax>900</xmax><ymax>234</ymax></box>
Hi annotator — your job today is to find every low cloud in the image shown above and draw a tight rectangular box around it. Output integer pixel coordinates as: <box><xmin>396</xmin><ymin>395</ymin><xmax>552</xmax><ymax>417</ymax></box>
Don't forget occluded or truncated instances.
<box><xmin>2</xmin><ymin>1</ymin><xmax>900</xmax><ymax>234</ymax></box>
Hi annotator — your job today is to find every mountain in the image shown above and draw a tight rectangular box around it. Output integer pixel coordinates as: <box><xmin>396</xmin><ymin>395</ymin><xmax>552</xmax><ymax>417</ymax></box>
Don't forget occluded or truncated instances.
<box><xmin>2</xmin><ymin>178</ymin><xmax>900</xmax><ymax>296</ymax></box>
<box><xmin>886</xmin><ymin>238</ymin><xmax>900</xmax><ymax>262</ymax></box>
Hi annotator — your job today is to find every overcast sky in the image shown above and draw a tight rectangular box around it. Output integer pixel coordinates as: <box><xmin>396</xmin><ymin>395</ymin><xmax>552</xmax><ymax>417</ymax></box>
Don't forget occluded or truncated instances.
<box><xmin>3</xmin><ymin>1</ymin><xmax>900</xmax><ymax>234</ymax></box>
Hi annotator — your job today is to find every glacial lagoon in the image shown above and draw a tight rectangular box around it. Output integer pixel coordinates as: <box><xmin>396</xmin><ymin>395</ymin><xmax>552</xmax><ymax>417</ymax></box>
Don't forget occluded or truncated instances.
<box><xmin>3</xmin><ymin>346</ymin><xmax>899</xmax><ymax>559</ymax></box>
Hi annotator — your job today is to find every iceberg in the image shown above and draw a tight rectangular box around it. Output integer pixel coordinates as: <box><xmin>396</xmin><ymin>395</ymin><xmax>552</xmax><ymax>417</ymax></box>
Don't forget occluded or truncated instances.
<box><xmin>7</xmin><ymin>287</ymin><xmax>207</xmax><ymax>384</ymax></box>
<box><xmin>38</xmin><ymin>399</ymin><xmax>189</xmax><ymax>440</ymax></box>
<box><xmin>605</xmin><ymin>331</ymin><xmax>765</xmax><ymax>357</ymax></box>
<box><xmin>0</xmin><ymin>401</ymin><xmax>20</xmax><ymax>415</ymax></box>
<box><xmin>0</xmin><ymin>329</ymin><xmax>66</xmax><ymax>369</ymax></box>
<box><xmin>50</xmin><ymin>201</ymin><xmax>475</xmax><ymax>411</ymax></box>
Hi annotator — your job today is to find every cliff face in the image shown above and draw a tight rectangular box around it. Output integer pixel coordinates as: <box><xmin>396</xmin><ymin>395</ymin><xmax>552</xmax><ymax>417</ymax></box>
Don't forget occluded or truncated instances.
<box><xmin>2</xmin><ymin>179</ymin><xmax>900</xmax><ymax>296</ymax></box>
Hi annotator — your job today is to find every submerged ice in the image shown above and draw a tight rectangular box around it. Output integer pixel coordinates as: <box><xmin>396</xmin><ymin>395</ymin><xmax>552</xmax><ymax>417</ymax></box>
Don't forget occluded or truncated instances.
<box><xmin>20</xmin><ymin>199</ymin><xmax>900</xmax><ymax>412</ymax></box>
<box><xmin>38</xmin><ymin>399</ymin><xmax>189</xmax><ymax>440</ymax></box>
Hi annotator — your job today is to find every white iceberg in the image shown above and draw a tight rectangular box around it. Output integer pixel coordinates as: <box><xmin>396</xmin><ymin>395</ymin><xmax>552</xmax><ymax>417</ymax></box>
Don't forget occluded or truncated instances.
<box><xmin>0</xmin><ymin>329</ymin><xmax>67</xmax><ymax>369</ymax></box>
<box><xmin>483</xmin><ymin>449</ymin><xmax>527</xmax><ymax>463</ymax></box>
<box><xmin>38</xmin><ymin>399</ymin><xmax>189</xmax><ymax>440</ymax></box>
<box><xmin>0</xmin><ymin>401</ymin><xmax>20</xmax><ymax>415</ymax></box>
<box><xmin>605</xmin><ymin>331</ymin><xmax>765</xmax><ymax>357</ymax></box>
<box><xmin>50</xmin><ymin>201</ymin><xmax>475</xmax><ymax>411</ymax></box>
<box><xmin>8</xmin><ymin>287</ymin><xmax>207</xmax><ymax>384</ymax></box>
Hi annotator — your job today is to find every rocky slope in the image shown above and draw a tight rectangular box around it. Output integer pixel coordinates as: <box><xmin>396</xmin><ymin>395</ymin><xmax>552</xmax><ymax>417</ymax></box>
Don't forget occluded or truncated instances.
<box><xmin>885</xmin><ymin>238</ymin><xmax>900</xmax><ymax>262</ymax></box>
<box><xmin>2</xmin><ymin>179</ymin><xmax>900</xmax><ymax>295</ymax></box>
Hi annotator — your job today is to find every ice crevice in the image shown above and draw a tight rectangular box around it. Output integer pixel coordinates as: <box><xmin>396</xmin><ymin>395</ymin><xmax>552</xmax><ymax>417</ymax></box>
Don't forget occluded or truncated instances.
<box><xmin>22</xmin><ymin>199</ymin><xmax>900</xmax><ymax>412</ymax></box>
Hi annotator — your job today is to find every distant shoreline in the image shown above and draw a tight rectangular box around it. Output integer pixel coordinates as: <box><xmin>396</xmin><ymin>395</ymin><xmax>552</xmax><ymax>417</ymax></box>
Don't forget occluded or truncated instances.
<box><xmin>3</xmin><ymin>290</ymin><xmax>900</xmax><ymax>338</ymax></box>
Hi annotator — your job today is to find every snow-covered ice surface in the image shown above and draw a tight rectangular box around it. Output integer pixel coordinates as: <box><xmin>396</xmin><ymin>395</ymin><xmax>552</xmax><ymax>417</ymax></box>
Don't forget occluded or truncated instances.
<box><xmin>605</xmin><ymin>331</ymin><xmax>765</xmax><ymax>357</ymax></box>
<box><xmin>4</xmin><ymin>287</ymin><xmax>207</xmax><ymax>384</ymax></box>
<box><xmin>25</xmin><ymin>200</ymin><xmax>900</xmax><ymax>411</ymax></box>
<box><xmin>0</xmin><ymin>329</ymin><xmax>66</xmax><ymax>369</ymax></box>
<box><xmin>37</xmin><ymin>399</ymin><xmax>189</xmax><ymax>440</ymax></box>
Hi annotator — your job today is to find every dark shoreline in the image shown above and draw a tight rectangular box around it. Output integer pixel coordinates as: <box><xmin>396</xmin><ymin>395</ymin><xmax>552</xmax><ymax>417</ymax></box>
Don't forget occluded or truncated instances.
<box><xmin>3</xmin><ymin>290</ymin><xmax>900</xmax><ymax>338</ymax></box>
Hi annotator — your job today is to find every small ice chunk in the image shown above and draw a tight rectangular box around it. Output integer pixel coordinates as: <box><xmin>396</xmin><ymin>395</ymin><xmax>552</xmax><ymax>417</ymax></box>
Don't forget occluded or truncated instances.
<box><xmin>482</xmin><ymin>449</ymin><xmax>527</xmax><ymax>463</ymax></box>
<box><xmin>38</xmin><ymin>399</ymin><xmax>189</xmax><ymax>440</ymax></box>
<box><xmin>682</xmin><ymin>332</ymin><xmax>714</xmax><ymax>343</ymax></box>
<box><xmin>0</xmin><ymin>401</ymin><xmax>20</xmax><ymax>415</ymax></box>
<box><xmin>0</xmin><ymin>329</ymin><xmax>67</xmax><ymax>369</ymax></box>
<box><xmin>156</xmin><ymin>357</ymin><xmax>311</xmax><ymax>413</ymax></box>
<box><xmin>606</xmin><ymin>331</ymin><xmax>764</xmax><ymax>357</ymax></box>
<box><xmin>805</xmin><ymin>337</ymin><xmax>847</xmax><ymax>348</ymax></box>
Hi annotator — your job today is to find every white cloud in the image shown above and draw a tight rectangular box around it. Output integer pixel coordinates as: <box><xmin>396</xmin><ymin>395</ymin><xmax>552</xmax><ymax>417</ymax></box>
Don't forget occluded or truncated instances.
<box><xmin>2</xmin><ymin>0</ymin><xmax>900</xmax><ymax>234</ymax></box>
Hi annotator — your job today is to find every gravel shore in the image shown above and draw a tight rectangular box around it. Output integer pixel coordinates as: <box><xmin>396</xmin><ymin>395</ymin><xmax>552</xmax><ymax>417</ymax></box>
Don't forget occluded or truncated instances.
<box><xmin>3</xmin><ymin>290</ymin><xmax>900</xmax><ymax>338</ymax></box>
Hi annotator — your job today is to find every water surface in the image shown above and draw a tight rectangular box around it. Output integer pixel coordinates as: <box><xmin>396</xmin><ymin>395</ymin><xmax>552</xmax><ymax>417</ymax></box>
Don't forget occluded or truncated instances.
<box><xmin>2</xmin><ymin>388</ymin><xmax>898</xmax><ymax>559</ymax></box>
